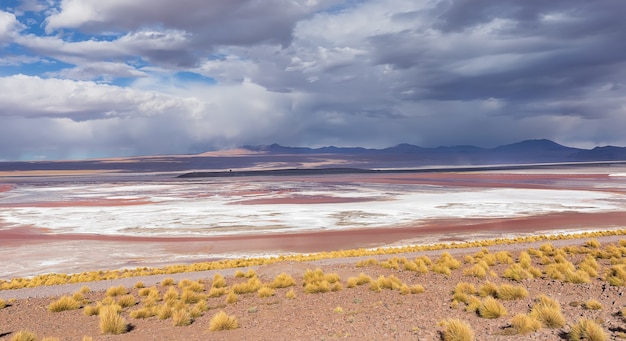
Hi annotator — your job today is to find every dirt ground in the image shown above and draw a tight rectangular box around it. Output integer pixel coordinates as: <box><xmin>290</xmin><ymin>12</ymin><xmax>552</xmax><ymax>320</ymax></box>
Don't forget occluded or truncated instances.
<box><xmin>2</xmin><ymin>236</ymin><xmax>626</xmax><ymax>341</ymax></box>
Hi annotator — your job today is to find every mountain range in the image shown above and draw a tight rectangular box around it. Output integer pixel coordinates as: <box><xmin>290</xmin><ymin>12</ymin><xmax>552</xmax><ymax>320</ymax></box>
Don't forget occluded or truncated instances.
<box><xmin>242</xmin><ymin>139</ymin><xmax>626</xmax><ymax>165</ymax></box>
<box><xmin>2</xmin><ymin>139</ymin><xmax>626</xmax><ymax>174</ymax></box>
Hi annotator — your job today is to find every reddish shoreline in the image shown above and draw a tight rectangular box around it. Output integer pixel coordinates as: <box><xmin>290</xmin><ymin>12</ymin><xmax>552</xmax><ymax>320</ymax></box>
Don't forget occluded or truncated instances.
<box><xmin>2</xmin><ymin>211</ymin><xmax>626</xmax><ymax>254</ymax></box>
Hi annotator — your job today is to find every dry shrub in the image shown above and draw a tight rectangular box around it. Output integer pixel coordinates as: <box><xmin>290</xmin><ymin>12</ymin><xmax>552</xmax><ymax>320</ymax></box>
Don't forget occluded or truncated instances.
<box><xmin>495</xmin><ymin>251</ymin><xmax>513</xmax><ymax>264</ymax></box>
<box><xmin>10</xmin><ymin>330</ymin><xmax>37</xmax><ymax>341</ymax></box>
<box><xmin>605</xmin><ymin>265</ymin><xmax>626</xmax><ymax>286</ymax></box>
<box><xmin>163</xmin><ymin>286</ymin><xmax>179</xmax><ymax>302</ymax></box>
<box><xmin>0</xmin><ymin>299</ymin><xmax>6</xmax><ymax>309</ymax></box>
<box><xmin>270</xmin><ymin>273</ymin><xmax>296</xmax><ymax>288</ymax></box>
<box><xmin>208</xmin><ymin>311</ymin><xmax>239</xmax><ymax>331</ymax></box>
<box><xmin>234</xmin><ymin>270</ymin><xmax>246</xmax><ymax>278</ymax></box>
<box><xmin>530</xmin><ymin>295</ymin><xmax>565</xmax><ymax>328</ymax></box>
<box><xmin>99</xmin><ymin>305</ymin><xmax>127</xmax><ymax>335</ymax></box>
<box><xmin>156</xmin><ymin>304</ymin><xmax>173</xmax><ymax>320</ymax></box>
<box><xmin>194</xmin><ymin>299</ymin><xmax>209</xmax><ymax>312</ymax></box>
<box><xmin>439</xmin><ymin>318</ymin><xmax>475</xmax><ymax>341</ymax></box>
<box><xmin>208</xmin><ymin>287</ymin><xmax>227</xmax><ymax>298</ymax></box>
<box><xmin>232</xmin><ymin>277</ymin><xmax>262</xmax><ymax>294</ymax></box>
<box><xmin>410</xmin><ymin>284</ymin><xmax>425</xmax><ymax>294</ymax></box>
<box><xmin>258</xmin><ymin>286</ymin><xmax>275</xmax><ymax>298</ymax></box>
<box><xmin>454</xmin><ymin>282</ymin><xmax>477</xmax><ymax>295</ymax></box>
<box><xmin>105</xmin><ymin>285</ymin><xmax>128</xmax><ymax>297</ymax></box>
<box><xmin>78</xmin><ymin>285</ymin><xmax>91</xmax><ymax>294</ymax></box>
<box><xmin>497</xmin><ymin>284</ymin><xmax>528</xmax><ymax>300</ymax></box>
<box><xmin>161</xmin><ymin>277</ymin><xmax>175</xmax><ymax>286</ymax></box>
<box><xmin>356</xmin><ymin>258</ymin><xmax>379</xmax><ymax>267</ymax></box>
<box><xmin>584</xmin><ymin>299</ymin><xmax>603</xmax><ymax>310</ymax></box>
<box><xmin>464</xmin><ymin>263</ymin><xmax>488</xmax><ymax>278</ymax></box>
<box><xmin>48</xmin><ymin>295</ymin><xmax>81</xmax><ymax>312</ymax></box>
<box><xmin>285</xmin><ymin>289</ymin><xmax>296</xmax><ymax>299</ymax></box>
<box><xmin>478</xmin><ymin>297</ymin><xmax>507</xmax><ymax>319</ymax></box>
<box><xmin>503</xmin><ymin>264</ymin><xmax>533</xmax><ymax>281</ymax></box>
<box><xmin>509</xmin><ymin>314</ymin><xmax>542</xmax><ymax>335</ymax></box>
<box><xmin>226</xmin><ymin>291</ymin><xmax>238</xmax><ymax>304</ymax></box>
<box><xmin>129</xmin><ymin>307</ymin><xmax>154</xmax><ymax>319</ymax></box>
<box><xmin>181</xmin><ymin>289</ymin><xmax>203</xmax><ymax>304</ymax></box>
<box><xmin>478</xmin><ymin>281</ymin><xmax>498</xmax><ymax>298</ymax></box>
<box><xmin>172</xmin><ymin>308</ymin><xmax>193</xmax><ymax>326</ymax></box>
<box><xmin>212</xmin><ymin>274</ymin><xmax>227</xmax><ymax>288</ymax></box>
<box><xmin>116</xmin><ymin>294</ymin><xmax>137</xmax><ymax>308</ymax></box>
<box><xmin>134</xmin><ymin>281</ymin><xmax>144</xmax><ymax>289</ymax></box>
<box><xmin>568</xmin><ymin>318</ymin><xmax>607</xmax><ymax>341</ymax></box>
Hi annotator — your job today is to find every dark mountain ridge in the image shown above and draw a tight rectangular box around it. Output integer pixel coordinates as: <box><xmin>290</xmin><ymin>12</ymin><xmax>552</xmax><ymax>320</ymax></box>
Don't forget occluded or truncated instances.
<box><xmin>242</xmin><ymin>139</ymin><xmax>626</xmax><ymax>164</ymax></box>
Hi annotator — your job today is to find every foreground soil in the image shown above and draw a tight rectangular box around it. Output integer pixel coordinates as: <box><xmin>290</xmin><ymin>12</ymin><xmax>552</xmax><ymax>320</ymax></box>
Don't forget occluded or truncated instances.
<box><xmin>3</xmin><ymin>236</ymin><xmax>626</xmax><ymax>340</ymax></box>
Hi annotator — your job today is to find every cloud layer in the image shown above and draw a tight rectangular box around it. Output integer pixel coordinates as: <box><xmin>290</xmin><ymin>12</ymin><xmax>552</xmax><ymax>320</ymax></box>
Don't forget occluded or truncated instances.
<box><xmin>1</xmin><ymin>0</ymin><xmax>625</xmax><ymax>160</ymax></box>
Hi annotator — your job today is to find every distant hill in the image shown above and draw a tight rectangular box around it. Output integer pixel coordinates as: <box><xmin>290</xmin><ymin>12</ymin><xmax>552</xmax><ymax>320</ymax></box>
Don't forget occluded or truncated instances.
<box><xmin>2</xmin><ymin>139</ymin><xmax>626</xmax><ymax>174</ymax></box>
<box><xmin>241</xmin><ymin>139</ymin><xmax>626</xmax><ymax>165</ymax></box>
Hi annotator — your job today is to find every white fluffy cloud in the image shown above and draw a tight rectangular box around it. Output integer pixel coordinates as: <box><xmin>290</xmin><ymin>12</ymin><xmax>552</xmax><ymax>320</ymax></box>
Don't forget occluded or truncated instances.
<box><xmin>0</xmin><ymin>0</ymin><xmax>625</xmax><ymax>160</ymax></box>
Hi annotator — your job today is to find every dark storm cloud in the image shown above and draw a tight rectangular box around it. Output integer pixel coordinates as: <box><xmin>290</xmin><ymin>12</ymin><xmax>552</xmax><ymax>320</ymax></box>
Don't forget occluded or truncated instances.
<box><xmin>0</xmin><ymin>0</ymin><xmax>625</xmax><ymax>160</ymax></box>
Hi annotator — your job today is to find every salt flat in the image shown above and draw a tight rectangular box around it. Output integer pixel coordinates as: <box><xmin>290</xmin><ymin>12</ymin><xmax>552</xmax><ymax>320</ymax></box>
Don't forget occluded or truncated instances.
<box><xmin>1</xmin><ymin>167</ymin><xmax>626</xmax><ymax>279</ymax></box>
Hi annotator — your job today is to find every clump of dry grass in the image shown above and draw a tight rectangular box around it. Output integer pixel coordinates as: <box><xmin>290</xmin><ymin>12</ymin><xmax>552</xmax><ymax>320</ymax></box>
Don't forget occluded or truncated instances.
<box><xmin>605</xmin><ymin>264</ymin><xmax>626</xmax><ymax>286</ymax></box>
<box><xmin>232</xmin><ymin>277</ymin><xmax>262</xmax><ymax>294</ymax></box>
<box><xmin>116</xmin><ymin>294</ymin><xmax>137</xmax><ymax>308</ymax></box>
<box><xmin>584</xmin><ymin>299</ymin><xmax>603</xmax><ymax>310</ymax></box>
<box><xmin>10</xmin><ymin>330</ymin><xmax>37</xmax><ymax>341</ymax></box>
<box><xmin>212</xmin><ymin>273</ymin><xmax>227</xmax><ymax>288</ymax></box>
<box><xmin>478</xmin><ymin>281</ymin><xmax>499</xmax><ymax>298</ymax></box>
<box><xmin>508</xmin><ymin>314</ymin><xmax>542</xmax><ymax>335</ymax></box>
<box><xmin>530</xmin><ymin>295</ymin><xmax>565</xmax><ymax>328</ymax></box>
<box><xmin>208</xmin><ymin>311</ymin><xmax>239</xmax><ymax>331</ymax></box>
<box><xmin>302</xmin><ymin>268</ymin><xmax>341</xmax><ymax>294</ymax></box>
<box><xmin>257</xmin><ymin>286</ymin><xmax>275</xmax><ymax>298</ymax></box>
<box><xmin>478</xmin><ymin>297</ymin><xmax>507</xmax><ymax>318</ymax></box>
<box><xmin>105</xmin><ymin>285</ymin><xmax>128</xmax><ymax>297</ymax></box>
<box><xmin>99</xmin><ymin>305</ymin><xmax>128</xmax><ymax>335</ymax></box>
<box><xmin>225</xmin><ymin>291</ymin><xmax>238</xmax><ymax>304</ymax></box>
<box><xmin>172</xmin><ymin>308</ymin><xmax>193</xmax><ymax>326</ymax></box>
<box><xmin>503</xmin><ymin>264</ymin><xmax>534</xmax><ymax>281</ymax></box>
<box><xmin>0</xmin><ymin>298</ymin><xmax>6</xmax><ymax>309</ymax></box>
<box><xmin>285</xmin><ymin>288</ymin><xmax>296</xmax><ymax>299</ymax></box>
<box><xmin>496</xmin><ymin>284</ymin><xmax>528</xmax><ymax>300</ymax></box>
<box><xmin>129</xmin><ymin>306</ymin><xmax>155</xmax><ymax>319</ymax></box>
<box><xmin>568</xmin><ymin>318</ymin><xmax>607</xmax><ymax>341</ymax></box>
<box><xmin>48</xmin><ymin>295</ymin><xmax>81</xmax><ymax>312</ymax></box>
<box><xmin>270</xmin><ymin>273</ymin><xmax>296</xmax><ymax>288</ymax></box>
<box><xmin>346</xmin><ymin>273</ymin><xmax>372</xmax><ymax>288</ymax></box>
<box><xmin>438</xmin><ymin>318</ymin><xmax>475</xmax><ymax>341</ymax></box>
<box><xmin>161</xmin><ymin>277</ymin><xmax>176</xmax><ymax>286</ymax></box>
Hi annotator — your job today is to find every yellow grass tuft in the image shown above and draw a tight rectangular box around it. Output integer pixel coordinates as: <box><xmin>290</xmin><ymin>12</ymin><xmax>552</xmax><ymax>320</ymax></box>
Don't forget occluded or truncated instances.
<box><xmin>234</xmin><ymin>270</ymin><xmax>246</xmax><ymax>278</ymax></box>
<box><xmin>48</xmin><ymin>295</ymin><xmax>81</xmax><ymax>312</ymax></box>
<box><xmin>605</xmin><ymin>264</ymin><xmax>626</xmax><ymax>286</ymax></box>
<box><xmin>116</xmin><ymin>294</ymin><xmax>137</xmax><ymax>308</ymax></box>
<box><xmin>568</xmin><ymin>318</ymin><xmax>607</xmax><ymax>341</ymax></box>
<box><xmin>509</xmin><ymin>313</ymin><xmax>542</xmax><ymax>335</ymax></box>
<box><xmin>163</xmin><ymin>286</ymin><xmax>179</xmax><ymax>302</ymax></box>
<box><xmin>257</xmin><ymin>286</ymin><xmax>275</xmax><ymax>298</ymax></box>
<box><xmin>10</xmin><ymin>330</ymin><xmax>37</xmax><ymax>341</ymax></box>
<box><xmin>181</xmin><ymin>289</ymin><xmax>203</xmax><ymax>304</ymax></box>
<box><xmin>584</xmin><ymin>299</ymin><xmax>603</xmax><ymax>310</ymax></box>
<box><xmin>99</xmin><ymin>305</ymin><xmax>128</xmax><ymax>335</ymax></box>
<box><xmin>439</xmin><ymin>318</ymin><xmax>475</xmax><ymax>341</ymax></box>
<box><xmin>270</xmin><ymin>273</ymin><xmax>296</xmax><ymax>288</ymax></box>
<box><xmin>172</xmin><ymin>308</ymin><xmax>193</xmax><ymax>326</ymax></box>
<box><xmin>105</xmin><ymin>285</ymin><xmax>128</xmax><ymax>297</ymax></box>
<box><xmin>478</xmin><ymin>297</ymin><xmax>507</xmax><ymax>318</ymax></box>
<box><xmin>226</xmin><ymin>291</ymin><xmax>238</xmax><ymax>304</ymax></box>
<box><xmin>212</xmin><ymin>273</ymin><xmax>227</xmax><ymax>288</ymax></box>
<box><xmin>161</xmin><ymin>277</ymin><xmax>175</xmax><ymax>286</ymax></box>
<box><xmin>232</xmin><ymin>277</ymin><xmax>262</xmax><ymax>294</ymax></box>
<box><xmin>497</xmin><ymin>284</ymin><xmax>528</xmax><ymax>300</ymax></box>
<box><xmin>134</xmin><ymin>281</ymin><xmax>144</xmax><ymax>289</ymax></box>
<box><xmin>503</xmin><ymin>264</ymin><xmax>533</xmax><ymax>281</ymax></box>
<box><xmin>285</xmin><ymin>288</ymin><xmax>296</xmax><ymax>299</ymax></box>
<box><xmin>156</xmin><ymin>304</ymin><xmax>173</xmax><ymax>320</ymax></box>
<box><xmin>129</xmin><ymin>306</ymin><xmax>155</xmax><ymax>319</ymax></box>
<box><xmin>478</xmin><ymin>281</ymin><xmax>498</xmax><ymax>298</ymax></box>
<box><xmin>333</xmin><ymin>306</ymin><xmax>344</xmax><ymax>313</ymax></box>
<box><xmin>0</xmin><ymin>298</ymin><xmax>6</xmax><ymax>309</ymax></box>
<box><xmin>530</xmin><ymin>295</ymin><xmax>565</xmax><ymax>328</ymax></box>
<box><xmin>208</xmin><ymin>311</ymin><xmax>239</xmax><ymax>331</ymax></box>
<box><xmin>78</xmin><ymin>285</ymin><xmax>91</xmax><ymax>294</ymax></box>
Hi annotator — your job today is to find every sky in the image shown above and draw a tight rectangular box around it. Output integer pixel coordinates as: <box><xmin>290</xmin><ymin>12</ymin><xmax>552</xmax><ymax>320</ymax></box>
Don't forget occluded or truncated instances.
<box><xmin>1</xmin><ymin>0</ymin><xmax>626</xmax><ymax>160</ymax></box>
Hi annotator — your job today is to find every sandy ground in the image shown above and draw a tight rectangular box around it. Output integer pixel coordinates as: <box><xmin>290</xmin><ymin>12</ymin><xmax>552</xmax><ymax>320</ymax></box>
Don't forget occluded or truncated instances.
<box><xmin>2</xmin><ymin>236</ymin><xmax>626</xmax><ymax>340</ymax></box>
